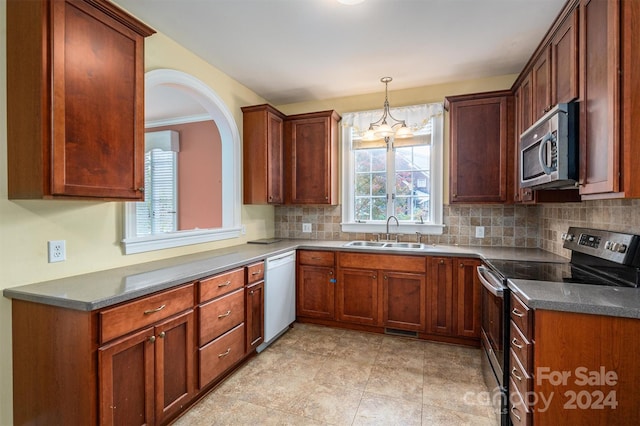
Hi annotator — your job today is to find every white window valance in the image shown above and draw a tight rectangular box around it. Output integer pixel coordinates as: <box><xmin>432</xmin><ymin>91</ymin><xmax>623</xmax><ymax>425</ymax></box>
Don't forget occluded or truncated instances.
<box><xmin>341</xmin><ymin>102</ymin><xmax>444</xmax><ymax>137</ymax></box>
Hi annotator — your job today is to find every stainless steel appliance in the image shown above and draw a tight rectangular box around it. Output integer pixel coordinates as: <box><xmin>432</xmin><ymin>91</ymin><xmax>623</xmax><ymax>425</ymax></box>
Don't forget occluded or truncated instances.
<box><xmin>477</xmin><ymin>263</ymin><xmax>510</xmax><ymax>425</ymax></box>
<box><xmin>481</xmin><ymin>227</ymin><xmax>640</xmax><ymax>425</ymax></box>
<box><xmin>519</xmin><ymin>102</ymin><xmax>578</xmax><ymax>190</ymax></box>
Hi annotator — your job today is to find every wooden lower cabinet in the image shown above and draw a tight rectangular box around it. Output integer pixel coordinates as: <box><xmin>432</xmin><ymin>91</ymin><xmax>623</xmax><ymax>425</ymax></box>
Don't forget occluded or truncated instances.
<box><xmin>509</xmin><ymin>294</ymin><xmax>640</xmax><ymax>424</ymax></box>
<box><xmin>427</xmin><ymin>257</ymin><xmax>481</xmax><ymax>342</ymax></box>
<box><xmin>337</xmin><ymin>267</ymin><xmax>379</xmax><ymax>325</ymax></box>
<box><xmin>335</xmin><ymin>252</ymin><xmax>427</xmax><ymax>332</ymax></box>
<box><xmin>246</xmin><ymin>281</ymin><xmax>265</xmax><ymax>351</ymax></box>
<box><xmin>297</xmin><ymin>250</ymin><xmax>336</xmax><ymax>320</ymax></box>
<box><xmin>383</xmin><ymin>271</ymin><xmax>426</xmax><ymax>331</ymax></box>
<box><xmin>99</xmin><ymin>309</ymin><xmax>195</xmax><ymax>425</ymax></box>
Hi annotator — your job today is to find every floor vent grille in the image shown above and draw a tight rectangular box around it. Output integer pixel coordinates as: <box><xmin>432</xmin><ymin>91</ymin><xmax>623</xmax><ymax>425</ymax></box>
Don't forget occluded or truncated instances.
<box><xmin>384</xmin><ymin>328</ymin><xmax>418</xmax><ymax>338</ymax></box>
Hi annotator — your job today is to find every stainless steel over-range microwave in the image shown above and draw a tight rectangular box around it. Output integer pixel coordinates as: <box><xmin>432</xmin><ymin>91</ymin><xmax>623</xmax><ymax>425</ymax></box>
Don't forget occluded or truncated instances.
<box><xmin>519</xmin><ymin>102</ymin><xmax>578</xmax><ymax>190</ymax></box>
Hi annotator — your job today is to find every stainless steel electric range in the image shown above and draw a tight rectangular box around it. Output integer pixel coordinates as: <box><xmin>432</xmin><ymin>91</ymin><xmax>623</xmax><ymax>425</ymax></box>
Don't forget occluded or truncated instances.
<box><xmin>478</xmin><ymin>227</ymin><xmax>640</xmax><ymax>425</ymax></box>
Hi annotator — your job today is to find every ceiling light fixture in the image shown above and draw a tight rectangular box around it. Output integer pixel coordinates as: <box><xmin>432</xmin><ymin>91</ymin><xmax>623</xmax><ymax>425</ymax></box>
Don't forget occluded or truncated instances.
<box><xmin>362</xmin><ymin>77</ymin><xmax>413</xmax><ymax>141</ymax></box>
<box><xmin>337</xmin><ymin>0</ymin><xmax>366</xmax><ymax>5</ymax></box>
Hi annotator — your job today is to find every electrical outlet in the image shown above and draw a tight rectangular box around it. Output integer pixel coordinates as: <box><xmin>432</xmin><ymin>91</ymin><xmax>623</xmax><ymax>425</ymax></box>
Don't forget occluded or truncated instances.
<box><xmin>475</xmin><ymin>226</ymin><xmax>485</xmax><ymax>238</ymax></box>
<box><xmin>302</xmin><ymin>223</ymin><xmax>312</xmax><ymax>233</ymax></box>
<box><xmin>48</xmin><ymin>240</ymin><xmax>66</xmax><ymax>263</ymax></box>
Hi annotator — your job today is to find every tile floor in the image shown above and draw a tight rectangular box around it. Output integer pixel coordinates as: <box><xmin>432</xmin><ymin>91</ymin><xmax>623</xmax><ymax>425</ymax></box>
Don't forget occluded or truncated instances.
<box><xmin>172</xmin><ymin>323</ymin><xmax>499</xmax><ymax>425</ymax></box>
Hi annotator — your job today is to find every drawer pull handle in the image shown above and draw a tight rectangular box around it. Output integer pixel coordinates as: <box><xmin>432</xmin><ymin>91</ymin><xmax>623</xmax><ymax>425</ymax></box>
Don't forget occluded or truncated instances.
<box><xmin>218</xmin><ymin>310</ymin><xmax>232</xmax><ymax>319</ymax></box>
<box><xmin>143</xmin><ymin>304</ymin><xmax>166</xmax><ymax>315</ymax></box>
<box><xmin>511</xmin><ymin>367</ymin><xmax>523</xmax><ymax>381</ymax></box>
<box><xmin>218</xmin><ymin>348</ymin><xmax>231</xmax><ymax>358</ymax></box>
<box><xmin>251</xmin><ymin>270</ymin><xmax>262</xmax><ymax>275</ymax></box>
<box><xmin>512</xmin><ymin>338</ymin><xmax>523</xmax><ymax>349</ymax></box>
<box><xmin>512</xmin><ymin>308</ymin><xmax>525</xmax><ymax>318</ymax></box>
<box><xmin>158</xmin><ymin>332</ymin><xmax>166</xmax><ymax>339</ymax></box>
<box><xmin>218</xmin><ymin>280</ymin><xmax>232</xmax><ymax>288</ymax></box>
<box><xmin>311</xmin><ymin>257</ymin><xmax>321</xmax><ymax>260</ymax></box>
<box><xmin>511</xmin><ymin>406</ymin><xmax>521</xmax><ymax>421</ymax></box>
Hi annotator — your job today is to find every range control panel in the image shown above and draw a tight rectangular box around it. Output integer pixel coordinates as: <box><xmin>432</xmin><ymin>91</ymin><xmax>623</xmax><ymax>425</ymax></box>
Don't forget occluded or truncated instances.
<box><xmin>562</xmin><ymin>227</ymin><xmax>640</xmax><ymax>265</ymax></box>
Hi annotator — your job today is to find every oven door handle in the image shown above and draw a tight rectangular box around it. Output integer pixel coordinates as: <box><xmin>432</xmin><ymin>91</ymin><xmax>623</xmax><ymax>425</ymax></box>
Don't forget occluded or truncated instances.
<box><xmin>477</xmin><ymin>266</ymin><xmax>505</xmax><ymax>297</ymax></box>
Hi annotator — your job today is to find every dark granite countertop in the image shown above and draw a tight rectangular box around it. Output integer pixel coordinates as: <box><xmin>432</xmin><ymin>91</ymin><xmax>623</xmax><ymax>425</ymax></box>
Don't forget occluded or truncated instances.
<box><xmin>4</xmin><ymin>239</ymin><xmax>567</xmax><ymax>311</ymax></box>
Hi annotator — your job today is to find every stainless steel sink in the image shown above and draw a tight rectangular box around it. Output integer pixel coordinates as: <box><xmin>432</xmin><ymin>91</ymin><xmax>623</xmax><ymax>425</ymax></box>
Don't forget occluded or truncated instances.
<box><xmin>343</xmin><ymin>241</ymin><xmax>428</xmax><ymax>250</ymax></box>
<box><xmin>343</xmin><ymin>241</ymin><xmax>386</xmax><ymax>248</ymax></box>
<box><xmin>383</xmin><ymin>242</ymin><xmax>426</xmax><ymax>249</ymax></box>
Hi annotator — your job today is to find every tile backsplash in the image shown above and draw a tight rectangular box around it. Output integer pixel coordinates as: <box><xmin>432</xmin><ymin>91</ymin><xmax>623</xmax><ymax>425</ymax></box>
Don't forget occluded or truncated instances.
<box><xmin>275</xmin><ymin>204</ymin><xmax>541</xmax><ymax>248</ymax></box>
<box><xmin>275</xmin><ymin>199</ymin><xmax>640</xmax><ymax>258</ymax></box>
<box><xmin>539</xmin><ymin>199</ymin><xmax>640</xmax><ymax>257</ymax></box>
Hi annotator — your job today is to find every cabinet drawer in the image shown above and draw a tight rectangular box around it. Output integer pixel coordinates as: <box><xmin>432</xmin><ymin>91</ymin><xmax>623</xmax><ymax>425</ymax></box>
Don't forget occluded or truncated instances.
<box><xmin>199</xmin><ymin>288</ymin><xmax>245</xmax><ymax>346</ymax></box>
<box><xmin>199</xmin><ymin>268</ymin><xmax>244</xmax><ymax>303</ymax></box>
<box><xmin>298</xmin><ymin>250</ymin><xmax>335</xmax><ymax>267</ymax></box>
<box><xmin>99</xmin><ymin>284</ymin><xmax>194</xmax><ymax>344</ymax></box>
<box><xmin>510</xmin><ymin>293</ymin><xmax>532</xmax><ymax>337</ymax></box>
<box><xmin>199</xmin><ymin>323</ymin><xmax>245</xmax><ymax>387</ymax></box>
<box><xmin>509</xmin><ymin>378</ymin><xmax>532</xmax><ymax>426</ymax></box>
<box><xmin>510</xmin><ymin>320</ymin><xmax>532</xmax><ymax>373</ymax></box>
<box><xmin>510</xmin><ymin>349</ymin><xmax>532</xmax><ymax>400</ymax></box>
<box><xmin>246</xmin><ymin>261</ymin><xmax>265</xmax><ymax>284</ymax></box>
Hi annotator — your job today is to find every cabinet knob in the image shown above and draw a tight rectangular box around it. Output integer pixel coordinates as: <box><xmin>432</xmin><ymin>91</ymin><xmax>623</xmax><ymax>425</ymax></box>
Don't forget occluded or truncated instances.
<box><xmin>148</xmin><ymin>335</ymin><xmax>156</xmax><ymax>343</ymax></box>
<box><xmin>137</xmin><ymin>187</ymin><xmax>145</xmax><ymax>192</ymax></box>
<box><xmin>158</xmin><ymin>332</ymin><xmax>166</xmax><ymax>339</ymax></box>
<box><xmin>439</xmin><ymin>259</ymin><xmax>444</xmax><ymax>265</ymax></box>
<box><xmin>459</xmin><ymin>263</ymin><xmax>464</xmax><ymax>268</ymax></box>
<box><xmin>383</xmin><ymin>275</ymin><xmax>388</xmax><ymax>280</ymax></box>
<box><xmin>328</xmin><ymin>270</ymin><xmax>333</xmax><ymax>275</ymax></box>
<box><xmin>372</xmin><ymin>275</ymin><xmax>377</xmax><ymax>279</ymax></box>
<box><xmin>250</xmin><ymin>290</ymin><xmax>255</xmax><ymax>295</ymax></box>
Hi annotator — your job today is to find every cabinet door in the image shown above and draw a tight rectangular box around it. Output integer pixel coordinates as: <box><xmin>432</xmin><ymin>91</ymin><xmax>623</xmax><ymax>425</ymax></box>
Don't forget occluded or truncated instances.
<box><xmin>337</xmin><ymin>268</ymin><xmax>380</xmax><ymax>326</ymax></box>
<box><xmin>285</xmin><ymin>111</ymin><xmax>340</xmax><ymax>205</ymax></box>
<box><xmin>532</xmin><ymin>47</ymin><xmax>552</xmax><ymax>120</ymax></box>
<box><xmin>155</xmin><ymin>310</ymin><xmax>196</xmax><ymax>424</ymax></box>
<box><xmin>514</xmin><ymin>77</ymin><xmax>535</xmax><ymax>204</ymax></box>
<box><xmin>99</xmin><ymin>327</ymin><xmax>155</xmax><ymax>426</ymax></box>
<box><xmin>427</xmin><ymin>257</ymin><xmax>454</xmax><ymax>335</ymax></box>
<box><xmin>242</xmin><ymin>105</ymin><xmax>285</xmax><ymax>204</ymax></box>
<box><xmin>579</xmin><ymin>0</ymin><xmax>620</xmax><ymax>195</ymax></box>
<box><xmin>382</xmin><ymin>271</ymin><xmax>426</xmax><ymax>332</ymax></box>
<box><xmin>552</xmin><ymin>9</ymin><xmax>579</xmax><ymax>105</ymax></box>
<box><xmin>246</xmin><ymin>281</ymin><xmax>265</xmax><ymax>351</ymax></box>
<box><xmin>455</xmin><ymin>259</ymin><xmax>481</xmax><ymax>339</ymax></box>
<box><xmin>50</xmin><ymin>0</ymin><xmax>146</xmax><ymax>199</ymax></box>
<box><xmin>448</xmin><ymin>91</ymin><xmax>513</xmax><ymax>203</ymax></box>
<box><xmin>297</xmin><ymin>265</ymin><xmax>335</xmax><ymax>319</ymax></box>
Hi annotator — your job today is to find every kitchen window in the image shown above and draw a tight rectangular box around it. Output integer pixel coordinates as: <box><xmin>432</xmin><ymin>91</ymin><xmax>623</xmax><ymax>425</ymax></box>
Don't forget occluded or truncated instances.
<box><xmin>341</xmin><ymin>103</ymin><xmax>444</xmax><ymax>234</ymax></box>
<box><xmin>135</xmin><ymin>130</ymin><xmax>180</xmax><ymax>236</ymax></box>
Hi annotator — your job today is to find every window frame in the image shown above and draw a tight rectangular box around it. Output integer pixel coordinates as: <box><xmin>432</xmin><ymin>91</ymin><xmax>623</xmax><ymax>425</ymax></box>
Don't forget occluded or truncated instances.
<box><xmin>341</xmin><ymin>104</ymin><xmax>444</xmax><ymax>235</ymax></box>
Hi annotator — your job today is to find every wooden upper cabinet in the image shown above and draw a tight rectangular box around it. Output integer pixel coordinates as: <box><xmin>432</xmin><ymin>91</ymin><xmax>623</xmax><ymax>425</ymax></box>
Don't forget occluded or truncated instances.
<box><xmin>6</xmin><ymin>0</ymin><xmax>155</xmax><ymax>200</ymax></box>
<box><xmin>551</xmin><ymin>8</ymin><xmax>579</xmax><ymax>105</ymax></box>
<box><xmin>242</xmin><ymin>104</ymin><xmax>286</xmax><ymax>204</ymax></box>
<box><xmin>532</xmin><ymin>47</ymin><xmax>552</xmax><ymax>121</ymax></box>
<box><xmin>285</xmin><ymin>110</ymin><xmax>341</xmax><ymax>205</ymax></box>
<box><xmin>447</xmin><ymin>90</ymin><xmax>514</xmax><ymax>204</ymax></box>
<box><xmin>579</xmin><ymin>0</ymin><xmax>620</xmax><ymax>196</ymax></box>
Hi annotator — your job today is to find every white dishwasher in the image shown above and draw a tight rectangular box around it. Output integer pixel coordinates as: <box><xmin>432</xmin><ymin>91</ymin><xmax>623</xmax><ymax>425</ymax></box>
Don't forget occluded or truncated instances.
<box><xmin>256</xmin><ymin>250</ymin><xmax>296</xmax><ymax>353</ymax></box>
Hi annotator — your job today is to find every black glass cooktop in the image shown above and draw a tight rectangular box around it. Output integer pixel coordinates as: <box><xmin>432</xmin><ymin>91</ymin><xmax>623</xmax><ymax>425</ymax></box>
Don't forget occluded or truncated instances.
<box><xmin>486</xmin><ymin>259</ymin><xmax>640</xmax><ymax>288</ymax></box>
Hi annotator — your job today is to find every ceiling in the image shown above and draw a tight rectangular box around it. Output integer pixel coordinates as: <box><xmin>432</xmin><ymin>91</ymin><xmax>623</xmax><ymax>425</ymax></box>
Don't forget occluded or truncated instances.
<box><xmin>115</xmin><ymin>0</ymin><xmax>565</xmax><ymax>107</ymax></box>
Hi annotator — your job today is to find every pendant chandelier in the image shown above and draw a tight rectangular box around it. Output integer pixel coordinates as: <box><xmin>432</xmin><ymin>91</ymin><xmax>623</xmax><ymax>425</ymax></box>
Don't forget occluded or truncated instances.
<box><xmin>362</xmin><ymin>77</ymin><xmax>413</xmax><ymax>141</ymax></box>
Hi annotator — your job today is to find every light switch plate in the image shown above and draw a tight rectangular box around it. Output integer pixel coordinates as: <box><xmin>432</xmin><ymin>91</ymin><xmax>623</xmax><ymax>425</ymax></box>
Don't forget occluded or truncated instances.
<box><xmin>302</xmin><ymin>223</ymin><xmax>312</xmax><ymax>233</ymax></box>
